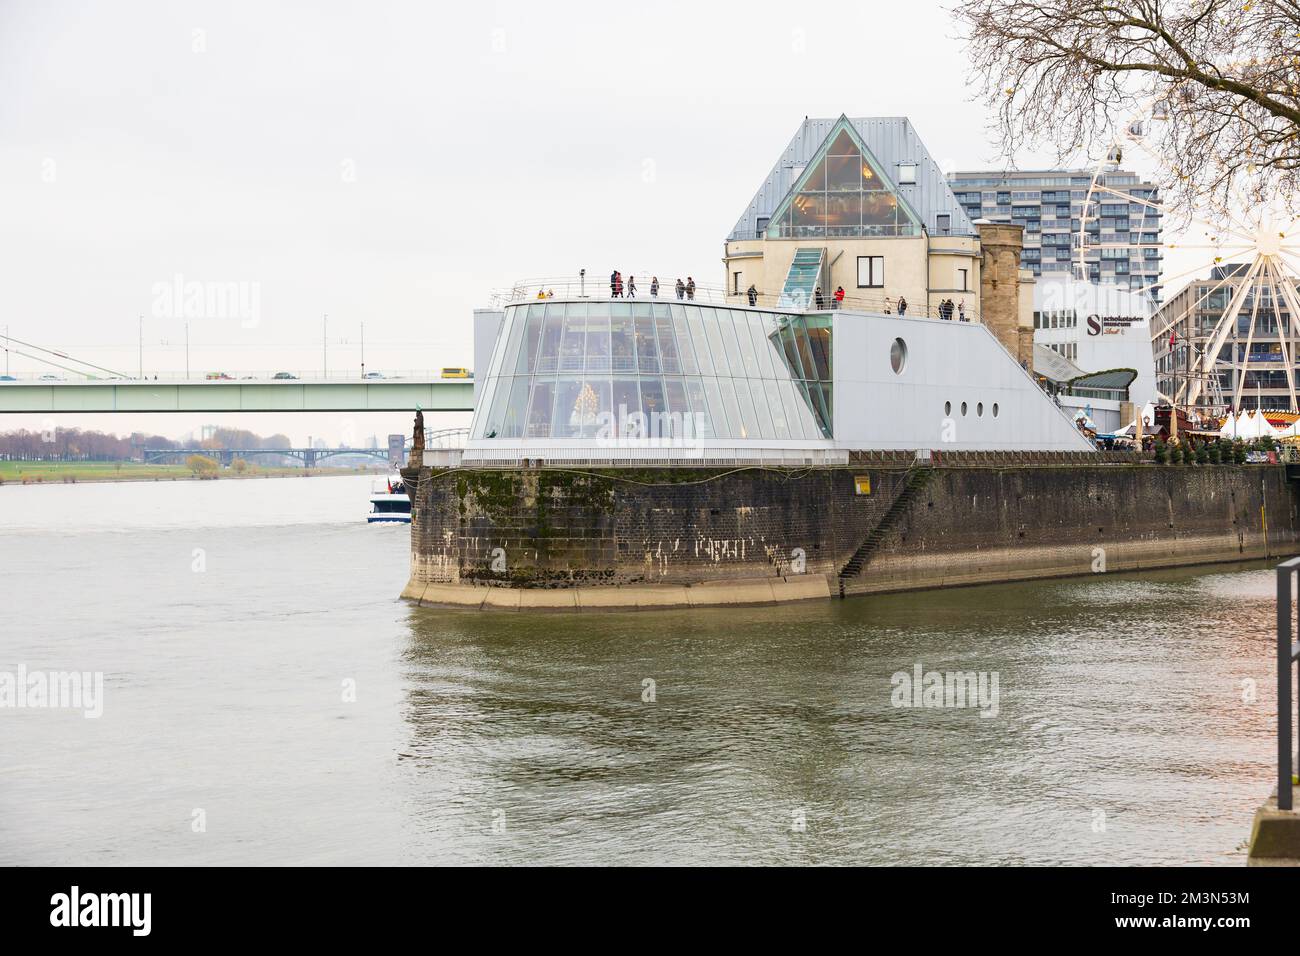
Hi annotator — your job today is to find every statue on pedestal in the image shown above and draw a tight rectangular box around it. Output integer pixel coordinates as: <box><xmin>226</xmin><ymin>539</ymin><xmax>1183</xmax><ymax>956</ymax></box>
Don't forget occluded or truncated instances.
<box><xmin>409</xmin><ymin>407</ymin><xmax>425</xmax><ymax>467</ymax></box>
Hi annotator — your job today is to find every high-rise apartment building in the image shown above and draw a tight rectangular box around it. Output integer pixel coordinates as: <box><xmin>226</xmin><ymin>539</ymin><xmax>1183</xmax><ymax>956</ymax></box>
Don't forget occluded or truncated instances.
<box><xmin>946</xmin><ymin>168</ymin><xmax>1163</xmax><ymax>302</ymax></box>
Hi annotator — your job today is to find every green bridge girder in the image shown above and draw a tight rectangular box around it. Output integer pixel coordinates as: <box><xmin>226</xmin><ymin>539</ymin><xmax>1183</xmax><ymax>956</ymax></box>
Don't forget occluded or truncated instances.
<box><xmin>0</xmin><ymin>379</ymin><xmax>475</xmax><ymax>414</ymax></box>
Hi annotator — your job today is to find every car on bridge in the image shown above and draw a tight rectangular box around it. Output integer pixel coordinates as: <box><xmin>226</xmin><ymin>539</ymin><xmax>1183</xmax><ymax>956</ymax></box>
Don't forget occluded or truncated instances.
<box><xmin>205</xmin><ymin>372</ymin><xmax>233</xmax><ymax>380</ymax></box>
<box><xmin>273</xmin><ymin>372</ymin><xmax>299</xmax><ymax>380</ymax></box>
<box><xmin>364</xmin><ymin>371</ymin><xmax>385</xmax><ymax>379</ymax></box>
<box><xmin>440</xmin><ymin>367</ymin><xmax>471</xmax><ymax>379</ymax></box>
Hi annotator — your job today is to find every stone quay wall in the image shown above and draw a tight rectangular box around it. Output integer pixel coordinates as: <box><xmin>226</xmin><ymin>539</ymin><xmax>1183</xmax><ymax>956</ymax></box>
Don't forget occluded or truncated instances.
<box><xmin>399</xmin><ymin>462</ymin><xmax>1300</xmax><ymax>610</ymax></box>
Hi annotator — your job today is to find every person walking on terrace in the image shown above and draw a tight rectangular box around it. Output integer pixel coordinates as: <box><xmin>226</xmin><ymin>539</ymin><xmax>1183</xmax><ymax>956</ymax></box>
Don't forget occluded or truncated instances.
<box><xmin>897</xmin><ymin>295</ymin><xmax>908</xmax><ymax>316</ymax></box>
<box><xmin>834</xmin><ymin>285</ymin><xmax>845</xmax><ymax>308</ymax></box>
<box><xmin>747</xmin><ymin>283</ymin><xmax>758</xmax><ymax>306</ymax></box>
<box><xmin>675</xmin><ymin>278</ymin><xmax>685</xmax><ymax>300</ymax></box>
<box><xmin>686</xmin><ymin>277</ymin><xmax>696</xmax><ymax>300</ymax></box>
<box><xmin>627</xmin><ymin>275</ymin><xmax>637</xmax><ymax>298</ymax></box>
<box><xmin>650</xmin><ymin>276</ymin><xmax>659</xmax><ymax>297</ymax></box>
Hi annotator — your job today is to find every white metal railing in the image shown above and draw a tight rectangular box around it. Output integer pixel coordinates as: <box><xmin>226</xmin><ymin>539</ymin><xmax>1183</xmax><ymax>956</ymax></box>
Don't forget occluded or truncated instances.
<box><xmin>492</xmin><ymin>273</ymin><xmax>980</xmax><ymax>323</ymax></box>
<box><xmin>460</xmin><ymin>445</ymin><xmax>849</xmax><ymax>468</ymax></box>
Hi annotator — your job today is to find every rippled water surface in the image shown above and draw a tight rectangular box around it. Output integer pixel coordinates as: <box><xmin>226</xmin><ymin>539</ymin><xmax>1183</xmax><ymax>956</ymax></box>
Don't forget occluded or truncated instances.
<box><xmin>0</xmin><ymin>475</ymin><xmax>1282</xmax><ymax>864</ymax></box>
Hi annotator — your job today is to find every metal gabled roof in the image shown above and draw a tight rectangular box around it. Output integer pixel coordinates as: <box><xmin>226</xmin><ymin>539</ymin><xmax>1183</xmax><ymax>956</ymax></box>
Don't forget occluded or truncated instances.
<box><xmin>726</xmin><ymin>115</ymin><xmax>976</xmax><ymax>242</ymax></box>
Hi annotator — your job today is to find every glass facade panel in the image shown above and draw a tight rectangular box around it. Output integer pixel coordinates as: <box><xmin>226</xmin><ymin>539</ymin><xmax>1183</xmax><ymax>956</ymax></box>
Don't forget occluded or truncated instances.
<box><xmin>635</xmin><ymin>316</ymin><xmax>660</xmax><ymax>373</ymax></box>
<box><xmin>747</xmin><ymin>379</ymin><xmax>775</xmax><ymax>439</ymax></box>
<box><xmin>655</xmin><ymin>315</ymin><xmax>681</xmax><ymax>373</ymax></box>
<box><xmin>611</xmin><ymin>379</ymin><xmax>641</xmax><ymax>436</ymax></box>
<box><xmin>718</xmin><ymin>378</ymin><xmax>744</xmax><ymax>438</ymax></box>
<box><xmin>767</xmin><ymin>118</ymin><xmax>920</xmax><ymax>238</ymax></box>
<box><xmin>663</xmin><ymin>377</ymin><xmax>690</xmax><ymax>416</ymax></box>
<box><xmin>731</xmin><ymin>310</ymin><xmax>760</xmax><ymax>377</ymax></box>
<box><xmin>584</xmin><ymin>310</ymin><xmax>611</xmax><ymax>372</ymax></box>
<box><xmin>610</xmin><ymin>309</ymin><xmax>635</xmax><ymax>372</ymax></box>
<box><xmin>671</xmin><ymin>305</ymin><xmax>699</xmax><ymax>375</ymax></box>
<box><xmin>640</xmin><ymin>377</ymin><xmax>667</xmax><ymax>433</ymax></box>
<box><xmin>499</xmin><ymin>376</ymin><xmax>531</xmax><ymax>439</ymax></box>
<box><xmin>583</xmin><ymin>379</ymin><xmax>611</xmax><ymax>439</ymax></box>
<box><xmin>551</xmin><ymin>377</ymin><xmax>586</xmax><ymax>438</ymax></box>
<box><xmin>825</xmin><ymin>152</ymin><xmax>862</xmax><ymax>191</ymax></box>
<box><xmin>749</xmin><ymin>313</ymin><xmax>779</xmax><ymax>379</ymax></box>
<box><xmin>559</xmin><ymin>310</ymin><xmax>586</xmax><ymax>373</ymax></box>
<box><xmin>474</xmin><ymin>303</ymin><xmax>835</xmax><ymax>443</ymax></box>
<box><xmin>764</xmin><ymin>380</ymin><xmax>791</xmax><ymax>440</ymax></box>
<box><xmin>703</xmin><ymin>311</ymin><xmax>731</xmax><ymax>376</ymax></box>
<box><xmin>536</xmin><ymin>309</ymin><xmax>563</xmax><ymax>374</ymax></box>
<box><xmin>515</xmin><ymin>306</ymin><xmax>544</xmax><ymax>375</ymax></box>
<box><xmin>686</xmin><ymin>307</ymin><xmax>714</xmax><ymax>375</ymax></box>
<box><xmin>733</xmin><ymin>376</ymin><xmax>759</xmax><ymax>438</ymax></box>
<box><xmin>702</xmin><ymin>378</ymin><xmax>728</xmax><ymax>436</ymax></box>
<box><xmin>525</xmin><ymin>380</ymin><xmax>554</xmax><ymax>437</ymax></box>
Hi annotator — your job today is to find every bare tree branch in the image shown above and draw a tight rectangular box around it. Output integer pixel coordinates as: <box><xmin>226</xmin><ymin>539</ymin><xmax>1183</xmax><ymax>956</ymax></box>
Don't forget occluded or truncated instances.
<box><xmin>953</xmin><ymin>0</ymin><xmax>1300</xmax><ymax>221</ymax></box>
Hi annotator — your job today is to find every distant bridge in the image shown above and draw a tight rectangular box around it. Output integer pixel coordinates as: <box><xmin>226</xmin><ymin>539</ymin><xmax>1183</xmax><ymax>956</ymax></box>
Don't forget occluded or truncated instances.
<box><xmin>143</xmin><ymin>447</ymin><xmax>393</xmax><ymax>466</ymax></box>
<box><xmin>0</xmin><ymin>377</ymin><xmax>475</xmax><ymax>414</ymax></box>
<box><xmin>143</xmin><ymin>429</ymin><xmax>469</xmax><ymax>466</ymax></box>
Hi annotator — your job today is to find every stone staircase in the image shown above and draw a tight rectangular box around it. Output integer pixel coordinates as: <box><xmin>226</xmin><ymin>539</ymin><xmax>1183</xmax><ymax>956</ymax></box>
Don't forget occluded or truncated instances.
<box><xmin>838</xmin><ymin>466</ymin><xmax>933</xmax><ymax>593</ymax></box>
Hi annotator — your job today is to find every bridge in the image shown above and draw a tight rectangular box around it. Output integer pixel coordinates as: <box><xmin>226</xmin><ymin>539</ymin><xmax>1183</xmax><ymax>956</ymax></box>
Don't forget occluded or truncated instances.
<box><xmin>0</xmin><ymin>377</ymin><xmax>475</xmax><ymax>414</ymax></box>
<box><xmin>142</xmin><ymin>429</ymin><xmax>469</xmax><ymax>466</ymax></box>
<box><xmin>142</xmin><ymin>446</ymin><xmax>395</xmax><ymax>466</ymax></box>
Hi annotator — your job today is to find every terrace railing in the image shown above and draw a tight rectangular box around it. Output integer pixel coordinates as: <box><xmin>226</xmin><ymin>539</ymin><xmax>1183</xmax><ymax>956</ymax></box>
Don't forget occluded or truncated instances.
<box><xmin>493</xmin><ymin>273</ymin><xmax>981</xmax><ymax>323</ymax></box>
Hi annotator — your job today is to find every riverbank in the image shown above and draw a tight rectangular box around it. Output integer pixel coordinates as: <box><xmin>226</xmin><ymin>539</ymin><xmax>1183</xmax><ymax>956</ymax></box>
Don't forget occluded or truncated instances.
<box><xmin>0</xmin><ymin>460</ymin><xmax>385</xmax><ymax>485</ymax></box>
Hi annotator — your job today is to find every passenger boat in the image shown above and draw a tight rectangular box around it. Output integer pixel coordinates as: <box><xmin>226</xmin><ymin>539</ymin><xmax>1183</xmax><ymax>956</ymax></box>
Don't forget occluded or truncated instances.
<box><xmin>368</xmin><ymin>475</ymin><xmax>411</xmax><ymax>523</ymax></box>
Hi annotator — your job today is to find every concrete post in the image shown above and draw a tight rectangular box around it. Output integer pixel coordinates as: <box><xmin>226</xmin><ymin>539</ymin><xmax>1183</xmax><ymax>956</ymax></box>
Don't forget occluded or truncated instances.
<box><xmin>977</xmin><ymin>221</ymin><xmax>1029</xmax><ymax>367</ymax></box>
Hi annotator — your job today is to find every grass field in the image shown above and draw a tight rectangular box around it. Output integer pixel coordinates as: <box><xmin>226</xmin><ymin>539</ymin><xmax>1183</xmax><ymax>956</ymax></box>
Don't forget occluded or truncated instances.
<box><xmin>0</xmin><ymin>461</ymin><xmax>376</xmax><ymax>484</ymax></box>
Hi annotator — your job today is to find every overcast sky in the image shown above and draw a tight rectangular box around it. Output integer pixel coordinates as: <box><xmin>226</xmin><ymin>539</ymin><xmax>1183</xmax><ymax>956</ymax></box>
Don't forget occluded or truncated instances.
<box><xmin>1</xmin><ymin>0</ymin><xmax>1101</xmax><ymax>443</ymax></box>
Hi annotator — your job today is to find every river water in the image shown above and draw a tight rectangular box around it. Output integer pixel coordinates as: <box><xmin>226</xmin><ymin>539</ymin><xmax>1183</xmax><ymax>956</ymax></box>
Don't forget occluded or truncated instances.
<box><xmin>0</xmin><ymin>474</ymin><xmax>1282</xmax><ymax>865</ymax></box>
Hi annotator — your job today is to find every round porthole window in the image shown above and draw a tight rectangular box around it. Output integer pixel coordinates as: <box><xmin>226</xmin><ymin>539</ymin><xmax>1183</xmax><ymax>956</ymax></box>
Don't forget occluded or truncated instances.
<box><xmin>890</xmin><ymin>337</ymin><xmax>907</xmax><ymax>374</ymax></box>
<box><xmin>961</xmin><ymin>402</ymin><xmax>968</xmax><ymax>416</ymax></box>
<box><xmin>993</xmin><ymin>403</ymin><xmax>1000</xmax><ymax>418</ymax></box>
<box><xmin>944</xmin><ymin>401</ymin><xmax>952</xmax><ymax>417</ymax></box>
<box><xmin>977</xmin><ymin>402</ymin><xmax>984</xmax><ymax>417</ymax></box>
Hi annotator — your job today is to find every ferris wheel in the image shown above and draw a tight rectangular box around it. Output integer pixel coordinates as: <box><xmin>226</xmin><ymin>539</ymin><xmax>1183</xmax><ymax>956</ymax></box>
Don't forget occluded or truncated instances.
<box><xmin>1074</xmin><ymin>99</ymin><xmax>1300</xmax><ymax>415</ymax></box>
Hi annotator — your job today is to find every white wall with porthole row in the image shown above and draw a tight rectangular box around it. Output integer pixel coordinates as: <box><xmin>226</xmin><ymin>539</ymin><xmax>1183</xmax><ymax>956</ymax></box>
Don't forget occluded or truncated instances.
<box><xmin>832</xmin><ymin>313</ymin><xmax>1091</xmax><ymax>451</ymax></box>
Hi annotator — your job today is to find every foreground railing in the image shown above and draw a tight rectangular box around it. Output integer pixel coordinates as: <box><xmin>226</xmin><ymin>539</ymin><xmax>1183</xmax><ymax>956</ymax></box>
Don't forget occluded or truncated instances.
<box><xmin>1277</xmin><ymin>557</ymin><xmax>1300</xmax><ymax>810</ymax></box>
